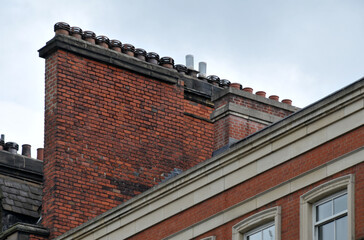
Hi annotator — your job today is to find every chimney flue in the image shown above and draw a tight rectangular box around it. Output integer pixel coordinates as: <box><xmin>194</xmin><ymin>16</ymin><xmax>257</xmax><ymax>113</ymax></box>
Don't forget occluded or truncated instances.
<box><xmin>37</xmin><ymin>148</ymin><xmax>44</xmax><ymax>161</ymax></box>
<box><xmin>22</xmin><ymin>144</ymin><xmax>31</xmax><ymax>158</ymax></box>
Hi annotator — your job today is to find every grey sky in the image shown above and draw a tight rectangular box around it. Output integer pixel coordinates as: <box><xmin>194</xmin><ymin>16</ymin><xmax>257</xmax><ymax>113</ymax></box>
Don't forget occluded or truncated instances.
<box><xmin>0</xmin><ymin>0</ymin><xmax>363</xmax><ymax>152</ymax></box>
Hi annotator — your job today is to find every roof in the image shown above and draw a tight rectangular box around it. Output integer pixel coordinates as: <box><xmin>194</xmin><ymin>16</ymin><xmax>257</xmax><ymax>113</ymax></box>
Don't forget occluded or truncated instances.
<box><xmin>0</xmin><ymin>150</ymin><xmax>43</xmax><ymax>219</ymax></box>
<box><xmin>0</xmin><ymin>176</ymin><xmax>42</xmax><ymax>218</ymax></box>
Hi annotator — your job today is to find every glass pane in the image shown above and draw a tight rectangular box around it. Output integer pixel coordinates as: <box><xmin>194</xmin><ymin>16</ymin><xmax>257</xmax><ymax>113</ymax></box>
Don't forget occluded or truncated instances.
<box><xmin>317</xmin><ymin>200</ymin><xmax>332</xmax><ymax>221</ymax></box>
<box><xmin>318</xmin><ymin>221</ymin><xmax>334</xmax><ymax>240</ymax></box>
<box><xmin>247</xmin><ymin>231</ymin><xmax>261</xmax><ymax>240</ymax></box>
<box><xmin>334</xmin><ymin>194</ymin><xmax>347</xmax><ymax>214</ymax></box>
<box><xmin>335</xmin><ymin>216</ymin><xmax>347</xmax><ymax>240</ymax></box>
<box><xmin>262</xmin><ymin>225</ymin><xmax>275</xmax><ymax>240</ymax></box>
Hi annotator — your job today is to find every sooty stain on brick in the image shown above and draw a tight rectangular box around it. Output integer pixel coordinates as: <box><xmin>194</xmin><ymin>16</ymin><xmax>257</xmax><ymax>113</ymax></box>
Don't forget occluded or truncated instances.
<box><xmin>104</xmin><ymin>176</ymin><xmax>150</xmax><ymax>197</ymax></box>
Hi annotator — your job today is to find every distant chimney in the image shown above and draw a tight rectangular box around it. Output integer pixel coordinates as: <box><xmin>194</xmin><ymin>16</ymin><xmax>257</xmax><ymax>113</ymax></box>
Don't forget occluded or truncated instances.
<box><xmin>22</xmin><ymin>144</ymin><xmax>31</xmax><ymax>158</ymax></box>
<box><xmin>198</xmin><ymin>62</ymin><xmax>207</xmax><ymax>79</ymax></box>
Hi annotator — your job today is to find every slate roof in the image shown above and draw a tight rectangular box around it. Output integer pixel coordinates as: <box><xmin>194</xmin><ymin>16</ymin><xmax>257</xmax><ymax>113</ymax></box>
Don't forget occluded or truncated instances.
<box><xmin>0</xmin><ymin>177</ymin><xmax>42</xmax><ymax>218</ymax></box>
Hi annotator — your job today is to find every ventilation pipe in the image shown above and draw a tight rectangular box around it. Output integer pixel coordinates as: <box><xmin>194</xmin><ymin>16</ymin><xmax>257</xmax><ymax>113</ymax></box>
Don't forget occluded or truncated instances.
<box><xmin>198</xmin><ymin>62</ymin><xmax>207</xmax><ymax>79</ymax></box>
<box><xmin>186</xmin><ymin>54</ymin><xmax>199</xmax><ymax>77</ymax></box>
<box><xmin>186</xmin><ymin>54</ymin><xmax>194</xmax><ymax>69</ymax></box>
<box><xmin>0</xmin><ymin>134</ymin><xmax>4</xmax><ymax>151</ymax></box>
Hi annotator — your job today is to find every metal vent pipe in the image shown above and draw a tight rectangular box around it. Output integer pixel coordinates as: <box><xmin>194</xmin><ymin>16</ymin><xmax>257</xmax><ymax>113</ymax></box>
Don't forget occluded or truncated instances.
<box><xmin>186</xmin><ymin>54</ymin><xmax>194</xmax><ymax>69</ymax></box>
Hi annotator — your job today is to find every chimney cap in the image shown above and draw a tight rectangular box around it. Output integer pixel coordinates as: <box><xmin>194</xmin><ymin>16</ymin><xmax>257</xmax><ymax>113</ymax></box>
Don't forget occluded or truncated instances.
<box><xmin>110</xmin><ymin>39</ymin><xmax>122</xmax><ymax>48</ymax></box>
<box><xmin>96</xmin><ymin>35</ymin><xmax>110</xmax><ymax>45</ymax></box>
<box><xmin>219</xmin><ymin>79</ymin><xmax>231</xmax><ymax>88</ymax></box>
<box><xmin>207</xmin><ymin>75</ymin><xmax>220</xmax><ymax>83</ymax></box>
<box><xmin>5</xmin><ymin>142</ymin><xmax>19</xmax><ymax>151</ymax></box>
<box><xmin>54</xmin><ymin>22</ymin><xmax>70</xmax><ymax>32</ymax></box>
<box><xmin>83</xmin><ymin>30</ymin><xmax>96</xmax><ymax>39</ymax></box>
<box><xmin>160</xmin><ymin>57</ymin><xmax>175</xmax><ymax>66</ymax></box>
<box><xmin>70</xmin><ymin>26</ymin><xmax>83</xmax><ymax>35</ymax></box>
<box><xmin>135</xmin><ymin>48</ymin><xmax>147</xmax><ymax>57</ymax></box>
<box><xmin>175</xmin><ymin>64</ymin><xmax>188</xmax><ymax>73</ymax></box>
<box><xmin>122</xmin><ymin>43</ymin><xmax>135</xmax><ymax>53</ymax></box>
<box><xmin>146</xmin><ymin>52</ymin><xmax>160</xmax><ymax>60</ymax></box>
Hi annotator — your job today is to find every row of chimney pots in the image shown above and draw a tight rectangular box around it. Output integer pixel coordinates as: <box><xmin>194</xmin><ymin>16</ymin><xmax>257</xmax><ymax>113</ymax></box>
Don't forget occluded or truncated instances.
<box><xmin>54</xmin><ymin>22</ymin><xmax>292</xmax><ymax>105</ymax></box>
<box><xmin>0</xmin><ymin>135</ymin><xmax>43</xmax><ymax>160</ymax></box>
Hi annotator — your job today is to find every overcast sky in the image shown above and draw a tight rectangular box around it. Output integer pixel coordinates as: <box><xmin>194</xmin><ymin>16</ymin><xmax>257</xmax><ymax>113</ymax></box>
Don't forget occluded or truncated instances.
<box><xmin>0</xmin><ymin>0</ymin><xmax>363</xmax><ymax>154</ymax></box>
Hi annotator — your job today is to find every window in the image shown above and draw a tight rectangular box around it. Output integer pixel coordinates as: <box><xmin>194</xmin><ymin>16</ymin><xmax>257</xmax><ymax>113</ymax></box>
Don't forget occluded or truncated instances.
<box><xmin>232</xmin><ymin>207</ymin><xmax>281</xmax><ymax>240</ymax></box>
<box><xmin>200</xmin><ymin>237</ymin><xmax>216</xmax><ymax>240</ymax></box>
<box><xmin>300</xmin><ymin>175</ymin><xmax>354</xmax><ymax>240</ymax></box>
<box><xmin>313</xmin><ymin>191</ymin><xmax>347</xmax><ymax>240</ymax></box>
<box><xmin>244</xmin><ymin>222</ymin><xmax>275</xmax><ymax>240</ymax></box>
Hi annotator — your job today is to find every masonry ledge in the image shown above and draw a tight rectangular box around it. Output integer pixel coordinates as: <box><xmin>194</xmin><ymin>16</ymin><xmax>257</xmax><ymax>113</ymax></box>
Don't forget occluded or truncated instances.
<box><xmin>0</xmin><ymin>223</ymin><xmax>49</xmax><ymax>240</ymax></box>
<box><xmin>39</xmin><ymin>34</ymin><xmax>182</xmax><ymax>84</ymax></box>
<box><xmin>211</xmin><ymin>102</ymin><xmax>283</xmax><ymax>123</ymax></box>
<box><xmin>0</xmin><ymin>150</ymin><xmax>43</xmax><ymax>182</ymax></box>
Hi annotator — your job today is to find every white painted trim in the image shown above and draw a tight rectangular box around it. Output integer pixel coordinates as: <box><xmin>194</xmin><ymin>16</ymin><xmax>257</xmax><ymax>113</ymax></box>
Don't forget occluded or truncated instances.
<box><xmin>232</xmin><ymin>207</ymin><xmax>281</xmax><ymax>240</ymax></box>
<box><xmin>300</xmin><ymin>174</ymin><xmax>355</xmax><ymax>240</ymax></box>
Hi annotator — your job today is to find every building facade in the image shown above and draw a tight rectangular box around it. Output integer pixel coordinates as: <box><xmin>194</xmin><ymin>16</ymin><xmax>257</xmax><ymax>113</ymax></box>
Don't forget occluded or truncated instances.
<box><xmin>0</xmin><ymin>22</ymin><xmax>363</xmax><ymax>240</ymax></box>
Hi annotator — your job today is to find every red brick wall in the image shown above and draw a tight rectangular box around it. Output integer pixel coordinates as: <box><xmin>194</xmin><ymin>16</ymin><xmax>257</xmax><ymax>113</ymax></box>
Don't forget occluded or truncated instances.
<box><xmin>213</xmin><ymin>93</ymin><xmax>295</xmax><ymax>150</ymax></box>
<box><xmin>42</xmin><ymin>50</ymin><xmax>214</xmax><ymax>238</ymax></box>
<box><xmin>214</xmin><ymin>115</ymin><xmax>267</xmax><ymax>150</ymax></box>
<box><xmin>128</xmin><ymin>126</ymin><xmax>364</xmax><ymax>240</ymax></box>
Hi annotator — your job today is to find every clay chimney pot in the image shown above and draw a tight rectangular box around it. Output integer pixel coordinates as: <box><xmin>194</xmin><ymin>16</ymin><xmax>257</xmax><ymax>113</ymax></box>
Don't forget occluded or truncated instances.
<box><xmin>282</xmin><ymin>99</ymin><xmax>292</xmax><ymax>105</ymax></box>
<box><xmin>243</xmin><ymin>87</ymin><xmax>253</xmax><ymax>93</ymax></box>
<box><xmin>269</xmin><ymin>95</ymin><xmax>279</xmax><ymax>101</ymax></box>
<box><xmin>230</xmin><ymin>83</ymin><xmax>242</xmax><ymax>90</ymax></box>
<box><xmin>37</xmin><ymin>148</ymin><xmax>44</xmax><ymax>161</ymax></box>
<box><xmin>256</xmin><ymin>91</ymin><xmax>266</xmax><ymax>97</ymax></box>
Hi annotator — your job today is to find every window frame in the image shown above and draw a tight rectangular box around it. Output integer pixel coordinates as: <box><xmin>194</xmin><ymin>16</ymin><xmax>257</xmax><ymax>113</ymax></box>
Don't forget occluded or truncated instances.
<box><xmin>232</xmin><ymin>206</ymin><xmax>281</xmax><ymax>240</ymax></box>
<box><xmin>244</xmin><ymin>221</ymin><xmax>275</xmax><ymax>240</ymax></box>
<box><xmin>200</xmin><ymin>237</ymin><xmax>216</xmax><ymax>240</ymax></box>
<box><xmin>299</xmin><ymin>174</ymin><xmax>354</xmax><ymax>240</ymax></box>
<box><xmin>313</xmin><ymin>190</ymin><xmax>348</xmax><ymax>240</ymax></box>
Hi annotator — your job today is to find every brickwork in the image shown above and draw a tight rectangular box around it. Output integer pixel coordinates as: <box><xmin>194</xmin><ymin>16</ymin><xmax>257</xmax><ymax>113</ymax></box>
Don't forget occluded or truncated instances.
<box><xmin>214</xmin><ymin>115</ymin><xmax>267</xmax><ymax>150</ymax></box>
<box><xmin>127</xmin><ymin>126</ymin><xmax>364</xmax><ymax>239</ymax></box>
<box><xmin>33</xmin><ymin>24</ymin><xmax>364</xmax><ymax>240</ymax></box>
<box><xmin>29</xmin><ymin>235</ymin><xmax>48</xmax><ymax>240</ymax></box>
<box><xmin>39</xmin><ymin>29</ymin><xmax>300</xmax><ymax>239</ymax></box>
<box><xmin>42</xmin><ymin>50</ymin><xmax>215</xmax><ymax>238</ymax></box>
<box><xmin>213</xmin><ymin>92</ymin><xmax>295</xmax><ymax>150</ymax></box>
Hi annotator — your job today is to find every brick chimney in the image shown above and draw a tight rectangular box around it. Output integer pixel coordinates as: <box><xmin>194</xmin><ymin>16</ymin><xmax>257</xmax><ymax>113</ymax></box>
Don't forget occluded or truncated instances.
<box><xmin>38</xmin><ymin>22</ymin><xmax>298</xmax><ymax>238</ymax></box>
<box><xmin>211</xmin><ymin>85</ymin><xmax>298</xmax><ymax>153</ymax></box>
<box><xmin>39</xmin><ymin>23</ymin><xmax>216</xmax><ymax>238</ymax></box>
